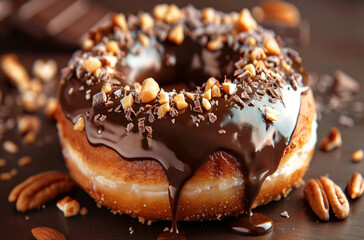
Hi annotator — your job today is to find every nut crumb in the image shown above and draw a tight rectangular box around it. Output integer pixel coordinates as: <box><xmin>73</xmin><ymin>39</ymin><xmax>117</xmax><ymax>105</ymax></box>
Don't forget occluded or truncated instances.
<box><xmin>280</xmin><ymin>210</ymin><xmax>289</xmax><ymax>218</ymax></box>
<box><xmin>80</xmin><ymin>206</ymin><xmax>88</xmax><ymax>215</ymax></box>
<box><xmin>74</xmin><ymin>116</ymin><xmax>86</xmax><ymax>131</ymax></box>
<box><xmin>320</xmin><ymin>127</ymin><xmax>342</xmax><ymax>152</ymax></box>
<box><xmin>0</xmin><ymin>159</ymin><xmax>6</xmax><ymax>168</ymax></box>
<box><xmin>57</xmin><ymin>196</ymin><xmax>80</xmax><ymax>217</ymax></box>
<box><xmin>352</xmin><ymin>149</ymin><xmax>363</xmax><ymax>163</ymax></box>
<box><xmin>3</xmin><ymin>140</ymin><xmax>18</xmax><ymax>154</ymax></box>
<box><xmin>18</xmin><ymin>156</ymin><xmax>32</xmax><ymax>167</ymax></box>
<box><xmin>265</xmin><ymin>107</ymin><xmax>280</xmax><ymax>121</ymax></box>
<box><xmin>129</xmin><ymin>226</ymin><xmax>134</xmax><ymax>234</ymax></box>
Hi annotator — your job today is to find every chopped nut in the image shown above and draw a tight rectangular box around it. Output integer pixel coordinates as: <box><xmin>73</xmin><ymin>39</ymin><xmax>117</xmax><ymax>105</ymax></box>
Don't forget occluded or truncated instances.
<box><xmin>265</xmin><ymin>107</ymin><xmax>280</xmax><ymax>121</ymax></box>
<box><xmin>82</xmin><ymin>38</ymin><xmax>94</xmax><ymax>51</ymax></box>
<box><xmin>168</xmin><ymin>24</ymin><xmax>184</xmax><ymax>45</ymax></box>
<box><xmin>74</xmin><ymin>116</ymin><xmax>85</xmax><ymax>131</ymax></box>
<box><xmin>121</xmin><ymin>94</ymin><xmax>134</xmax><ymax>109</ymax></box>
<box><xmin>140</xmin><ymin>13</ymin><xmax>154</xmax><ymax>31</ymax></box>
<box><xmin>106</xmin><ymin>41</ymin><xmax>120</xmax><ymax>54</ymax></box>
<box><xmin>173</xmin><ymin>93</ymin><xmax>188</xmax><ymax>110</ymax></box>
<box><xmin>158</xmin><ymin>103</ymin><xmax>170</xmax><ymax>118</ymax></box>
<box><xmin>153</xmin><ymin>4</ymin><xmax>169</xmax><ymax>20</ymax></box>
<box><xmin>112</xmin><ymin>13</ymin><xmax>128</xmax><ymax>31</ymax></box>
<box><xmin>207</xmin><ymin>35</ymin><xmax>225</xmax><ymax>51</ymax></box>
<box><xmin>257</xmin><ymin>0</ymin><xmax>301</xmax><ymax>27</ymax></box>
<box><xmin>320</xmin><ymin>127</ymin><xmax>342</xmax><ymax>152</ymax></box>
<box><xmin>236</xmin><ymin>8</ymin><xmax>257</xmax><ymax>32</ymax></box>
<box><xmin>251</xmin><ymin>47</ymin><xmax>266</xmax><ymax>60</ymax></box>
<box><xmin>3</xmin><ymin>140</ymin><xmax>18</xmax><ymax>154</ymax></box>
<box><xmin>352</xmin><ymin>149</ymin><xmax>364</xmax><ymax>163</ymax></box>
<box><xmin>102</xmin><ymin>56</ymin><xmax>117</xmax><ymax>68</ymax></box>
<box><xmin>32</xmin><ymin>59</ymin><xmax>57</xmax><ymax>82</ymax></box>
<box><xmin>202</xmin><ymin>98</ymin><xmax>212</xmax><ymax>110</ymax></box>
<box><xmin>202</xmin><ymin>89</ymin><xmax>212</xmax><ymax>100</ymax></box>
<box><xmin>265</xmin><ymin>37</ymin><xmax>281</xmax><ymax>56</ymax></box>
<box><xmin>139</xmin><ymin>78</ymin><xmax>160</xmax><ymax>103</ymax></box>
<box><xmin>134</xmin><ymin>82</ymin><xmax>142</xmax><ymax>92</ymax></box>
<box><xmin>205</xmin><ymin>77</ymin><xmax>219</xmax><ymax>90</ymax></box>
<box><xmin>83</xmin><ymin>57</ymin><xmax>102</xmax><ymax>74</ymax></box>
<box><xmin>211</xmin><ymin>85</ymin><xmax>222</xmax><ymax>98</ymax></box>
<box><xmin>18</xmin><ymin>156</ymin><xmax>32</xmax><ymax>167</ymax></box>
<box><xmin>243</xmin><ymin>64</ymin><xmax>256</xmax><ymax>77</ymax></box>
<box><xmin>138</xmin><ymin>33</ymin><xmax>150</xmax><ymax>46</ymax></box>
<box><xmin>184</xmin><ymin>92</ymin><xmax>195</xmax><ymax>100</ymax></box>
<box><xmin>44</xmin><ymin>98</ymin><xmax>58</xmax><ymax>119</ymax></box>
<box><xmin>347</xmin><ymin>172</ymin><xmax>364</xmax><ymax>199</ymax></box>
<box><xmin>281</xmin><ymin>60</ymin><xmax>291</xmax><ymax>72</ymax></box>
<box><xmin>247</xmin><ymin>37</ymin><xmax>256</xmax><ymax>46</ymax></box>
<box><xmin>222</xmin><ymin>82</ymin><xmax>237</xmax><ymax>95</ymax></box>
<box><xmin>57</xmin><ymin>196</ymin><xmax>80</xmax><ymax>217</ymax></box>
<box><xmin>102</xmin><ymin>83</ymin><xmax>113</xmax><ymax>94</ymax></box>
<box><xmin>80</xmin><ymin>206</ymin><xmax>88</xmax><ymax>215</ymax></box>
<box><xmin>159</xmin><ymin>90</ymin><xmax>169</xmax><ymax>104</ymax></box>
<box><xmin>165</xmin><ymin>4</ymin><xmax>182</xmax><ymax>24</ymax></box>
<box><xmin>202</xmin><ymin>8</ymin><xmax>216</xmax><ymax>23</ymax></box>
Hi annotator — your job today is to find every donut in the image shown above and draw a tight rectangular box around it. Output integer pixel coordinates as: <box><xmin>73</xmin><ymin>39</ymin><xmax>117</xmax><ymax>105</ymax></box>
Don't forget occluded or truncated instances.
<box><xmin>56</xmin><ymin>4</ymin><xmax>316</xmax><ymax>236</ymax></box>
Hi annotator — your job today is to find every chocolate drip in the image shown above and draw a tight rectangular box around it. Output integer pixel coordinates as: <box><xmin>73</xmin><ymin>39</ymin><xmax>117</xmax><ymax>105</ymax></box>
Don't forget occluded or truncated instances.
<box><xmin>59</xmin><ymin>7</ymin><xmax>309</xmax><ymax>239</ymax></box>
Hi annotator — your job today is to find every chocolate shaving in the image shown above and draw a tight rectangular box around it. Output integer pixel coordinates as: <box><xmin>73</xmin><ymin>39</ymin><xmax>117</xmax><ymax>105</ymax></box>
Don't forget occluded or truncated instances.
<box><xmin>92</xmin><ymin>92</ymin><xmax>107</xmax><ymax>107</ymax></box>
<box><xmin>125</xmin><ymin>123</ymin><xmax>134</xmax><ymax>133</ymax></box>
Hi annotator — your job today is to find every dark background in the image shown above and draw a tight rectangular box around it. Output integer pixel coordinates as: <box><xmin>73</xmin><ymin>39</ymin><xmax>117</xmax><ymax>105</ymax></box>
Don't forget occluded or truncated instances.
<box><xmin>0</xmin><ymin>0</ymin><xmax>364</xmax><ymax>239</ymax></box>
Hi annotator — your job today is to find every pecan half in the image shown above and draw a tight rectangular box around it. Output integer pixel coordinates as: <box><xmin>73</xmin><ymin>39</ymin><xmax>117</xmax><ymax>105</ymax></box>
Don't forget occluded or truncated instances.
<box><xmin>8</xmin><ymin>171</ymin><xmax>75</xmax><ymax>212</ymax></box>
<box><xmin>31</xmin><ymin>226</ymin><xmax>66</xmax><ymax>240</ymax></box>
<box><xmin>320</xmin><ymin>177</ymin><xmax>350</xmax><ymax>220</ymax></box>
<box><xmin>347</xmin><ymin>172</ymin><xmax>364</xmax><ymax>199</ymax></box>
<box><xmin>304</xmin><ymin>179</ymin><xmax>329</xmax><ymax>221</ymax></box>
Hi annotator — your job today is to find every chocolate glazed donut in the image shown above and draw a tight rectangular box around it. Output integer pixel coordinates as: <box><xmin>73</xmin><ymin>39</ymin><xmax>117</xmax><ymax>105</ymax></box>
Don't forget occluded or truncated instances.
<box><xmin>56</xmin><ymin>5</ymin><xmax>317</xmax><ymax>239</ymax></box>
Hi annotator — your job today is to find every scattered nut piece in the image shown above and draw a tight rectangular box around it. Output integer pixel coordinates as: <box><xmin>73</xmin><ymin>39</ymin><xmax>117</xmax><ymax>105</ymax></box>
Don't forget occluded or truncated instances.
<box><xmin>102</xmin><ymin>83</ymin><xmax>113</xmax><ymax>94</ymax></box>
<box><xmin>207</xmin><ymin>35</ymin><xmax>225</xmax><ymax>51</ymax></box>
<box><xmin>80</xmin><ymin>206</ymin><xmax>88</xmax><ymax>215</ymax></box>
<box><xmin>32</xmin><ymin>59</ymin><xmax>57</xmax><ymax>82</ymax></box>
<box><xmin>121</xmin><ymin>94</ymin><xmax>134</xmax><ymax>109</ymax></box>
<box><xmin>31</xmin><ymin>226</ymin><xmax>66</xmax><ymax>240</ymax></box>
<box><xmin>247</xmin><ymin>37</ymin><xmax>256</xmax><ymax>46</ymax></box>
<box><xmin>243</xmin><ymin>63</ymin><xmax>256</xmax><ymax>77</ymax></box>
<box><xmin>18</xmin><ymin>156</ymin><xmax>32</xmax><ymax>167</ymax></box>
<box><xmin>202</xmin><ymin>98</ymin><xmax>212</xmax><ymax>111</ymax></box>
<box><xmin>57</xmin><ymin>196</ymin><xmax>80</xmax><ymax>217</ymax></box>
<box><xmin>251</xmin><ymin>47</ymin><xmax>266</xmax><ymax>60</ymax></box>
<box><xmin>168</xmin><ymin>24</ymin><xmax>184</xmax><ymax>45</ymax></box>
<box><xmin>23</xmin><ymin>131</ymin><xmax>36</xmax><ymax>144</ymax></box>
<box><xmin>44</xmin><ymin>98</ymin><xmax>58</xmax><ymax>119</ymax></box>
<box><xmin>184</xmin><ymin>92</ymin><xmax>195</xmax><ymax>100</ymax></box>
<box><xmin>158</xmin><ymin>103</ymin><xmax>170</xmax><ymax>118</ymax></box>
<box><xmin>112</xmin><ymin>13</ymin><xmax>128</xmax><ymax>31</ymax></box>
<box><xmin>140</xmin><ymin>13</ymin><xmax>154</xmax><ymax>31</ymax></box>
<box><xmin>304</xmin><ymin>179</ymin><xmax>330</xmax><ymax>221</ymax></box>
<box><xmin>256</xmin><ymin>0</ymin><xmax>301</xmax><ymax>27</ymax></box>
<box><xmin>352</xmin><ymin>149</ymin><xmax>363</xmax><ymax>163</ymax></box>
<box><xmin>0</xmin><ymin>54</ymin><xmax>30</xmax><ymax>92</ymax></box>
<box><xmin>202</xmin><ymin>7</ymin><xmax>216</xmax><ymax>23</ymax></box>
<box><xmin>17</xmin><ymin>115</ymin><xmax>40</xmax><ymax>135</ymax></box>
<box><xmin>139</xmin><ymin>78</ymin><xmax>160</xmax><ymax>103</ymax></box>
<box><xmin>8</xmin><ymin>171</ymin><xmax>76</xmax><ymax>212</ymax></box>
<box><xmin>3</xmin><ymin>140</ymin><xmax>18</xmax><ymax>154</ymax></box>
<box><xmin>74</xmin><ymin>116</ymin><xmax>86</xmax><ymax>131</ymax></box>
<box><xmin>280</xmin><ymin>210</ymin><xmax>289</xmax><ymax>218</ymax></box>
<box><xmin>320</xmin><ymin>177</ymin><xmax>349</xmax><ymax>220</ymax></box>
<box><xmin>106</xmin><ymin>41</ymin><xmax>120</xmax><ymax>54</ymax></box>
<box><xmin>265</xmin><ymin>37</ymin><xmax>281</xmax><ymax>56</ymax></box>
<box><xmin>138</xmin><ymin>33</ymin><xmax>150</xmax><ymax>46</ymax></box>
<box><xmin>237</xmin><ymin>8</ymin><xmax>257</xmax><ymax>32</ymax></box>
<box><xmin>222</xmin><ymin>82</ymin><xmax>237</xmax><ymax>95</ymax></box>
<box><xmin>159</xmin><ymin>90</ymin><xmax>169</xmax><ymax>104</ymax></box>
<box><xmin>320</xmin><ymin>127</ymin><xmax>342</xmax><ymax>152</ymax></box>
<box><xmin>83</xmin><ymin>57</ymin><xmax>102</xmax><ymax>74</ymax></box>
<box><xmin>211</xmin><ymin>85</ymin><xmax>222</xmax><ymax>98</ymax></box>
<box><xmin>174</xmin><ymin>93</ymin><xmax>188</xmax><ymax>110</ymax></box>
<box><xmin>347</xmin><ymin>172</ymin><xmax>364</xmax><ymax>199</ymax></box>
<box><xmin>265</xmin><ymin>107</ymin><xmax>280</xmax><ymax>121</ymax></box>
<box><xmin>0</xmin><ymin>172</ymin><xmax>12</xmax><ymax>181</ymax></box>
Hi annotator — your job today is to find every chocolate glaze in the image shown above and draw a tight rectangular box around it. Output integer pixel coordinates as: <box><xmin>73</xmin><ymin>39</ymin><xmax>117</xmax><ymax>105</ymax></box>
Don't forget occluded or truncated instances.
<box><xmin>59</xmin><ymin>6</ymin><xmax>308</xmax><ymax>239</ymax></box>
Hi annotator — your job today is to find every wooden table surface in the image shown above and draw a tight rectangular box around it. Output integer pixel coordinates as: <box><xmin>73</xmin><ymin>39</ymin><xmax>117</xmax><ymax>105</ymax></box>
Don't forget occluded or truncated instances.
<box><xmin>0</xmin><ymin>0</ymin><xmax>364</xmax><ymax>239</ymax></box>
